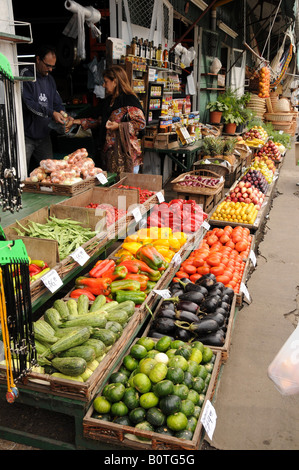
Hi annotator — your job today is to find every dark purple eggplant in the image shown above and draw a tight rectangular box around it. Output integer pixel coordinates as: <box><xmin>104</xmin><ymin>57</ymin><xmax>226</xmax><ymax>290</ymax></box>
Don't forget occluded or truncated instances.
<box><xmin>152</xmin><ymin>317</ymin><xmax>176</xmax><ymax>334</ymax></box>
<box><xmin>215</xmin><ymin>307</ymin><xmax>229</xmax><ymax>318</ymax></box>
<box><xmin>176</xmin><ymin>300</ymin><xmax>199</xmax><ymax>314</ymax></box>
<box><xmin>195</xmin><ymin>330</ymin><xmax>225</xmax><ymax>347</ymax></box>
<box><xmin>200</xmin><ymin>295</ymin><xmax>222</xmax><ymax>313</ymax></box>
<box><xmin>184</xmin><ymin>283</ymin><xmax>208</xmax><ymax>297</ymax></box>
<box><xmin>179</xmin><ymin>278</ymin><xmax>192</xmax><ymax>284</ymax></box>
<box><xmin>208</xmin><ymin>287</ymin><xmax>223</xmax><ymax>297</ymax></box>
<box><xmin>159</xmin><ymin>308</ymin><xmax>200</xmax><ymax>324</ymax></box>
<box><xmin>200</xmin><ymin>312</ymin><xmax>225</xmax><ymax>327</ymax></box>
<box><xmin>178</xmin><ymin>291</ymin><xmax>204</xmax><ymax>305</ymax></box>
<box><xmin>158</xmin><ymin>309</ymin><xmax>176</xmax><ymax>319</ymax></box>
<box><xmin>195</xmin><ymin>273</ymin><xmax>216</xmax><ymax>289</ymax></box>
<box><xmin>222</xmin><ymin>287</ymin><xmax>234</xmax><ymax>299</ymax></box>
<box><xmin>220</xmin><ymin>301</ymin><xmax>231</xmax><ymax>312</ymax></box>
<box><xmin>175</xmin><ymin>318</ymin><xmax>219</xmax><ymax>336</ymax></box>
<box><xmin>174</xmin><ymin>327</ymin><xmax>194</xmax><ymax>341</ymax></box>
<box><xmin>213</xmin><ymin>282</ymin><xmax>225</xmax><ymax>292</ymax></box>
<box><xmin>221</xmin><ymin>294</ymin><xmax>231</xmax><ymax>304</ymax></box>
<box><xmin>149</xmin><ymin>331</ymin><xmax>174</xmax><ymax>340</ymax></box>
<box><xmin>160</xmin><ymin>301</ymin><xmax>175</xmax><ymax>311</ymax></box>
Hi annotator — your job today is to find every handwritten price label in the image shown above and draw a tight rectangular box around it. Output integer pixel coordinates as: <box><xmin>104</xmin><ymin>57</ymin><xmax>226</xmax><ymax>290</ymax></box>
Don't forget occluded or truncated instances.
<box><xmin>96</xmin><ymin>173</ymin><xmax>108</xmax><ymax>185</ymax></box>
<box><xmin>132</xmin><ymin>207</ymin><xmax>142</xmax><ymax>223</ymax></box>
<box><xmin>71</xmin><ymin>247</ymin><xmax>90</xmax><ymax>266</ymax></box>
<box><xmin>156</xmin><ymin>192</ymin><xmax>165</xmax><ymax>203</ymax></box>
<box><xmin>41</xmin><ymin>269</ymin><xmax>63</xmax><ymax>293</ymax></box>
<box><xmin>200</xmin><ymin>400</ymin><xmax>217</xmax><ymax>440</ymax></box>
<box><xmin>153</xmin><ymin>289</ymin><xmax>171</xmax><ymax>299</ymax></box>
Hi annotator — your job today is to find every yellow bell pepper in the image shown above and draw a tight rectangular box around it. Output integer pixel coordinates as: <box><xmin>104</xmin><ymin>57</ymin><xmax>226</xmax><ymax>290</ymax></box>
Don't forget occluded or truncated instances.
<box><xmin>122</xmin><ymin>242</ymin><xmax>143</xmax><ymax>255</ymax></box>
<box><xmin>158</xmin><ymin>227</ymin><xmax>172</xmax><ymax>239</ymax></box>
<box><xmin>136</xmin><ymin>228</ymin><xmax>149</xmax><ymax>241</ymax></box>
<box><xmin>114</xmin><ymin>248</ymin><xmax>133</xmax><ymax>258</ymax></box>
<box><xmin>124</xmin><ymin>233</ymin><xmax>139</xmax><ymax>243</ymax></box>
<box><xmin>147</xmin><ymin>227</ymin><xmax>160</xmax><ymax>240</ymax></box>
<box><xmin>153</xmin><ymin>239</ymin><xmax>169</xmax><ymax>248</ymax></box>
<box><xmin>172</xmin><ymin>232</ymin><xmax>188</xmax><ymax>246</ymax></box>
<box><xmin>168</xmin><ymin>237</ymin><xmax>181</xmax><ymax>251</ymax></box>
<box><xmin>141</xmin><ymin>237</ymin><xmax>153</xmax><ymax>245</ymax></box>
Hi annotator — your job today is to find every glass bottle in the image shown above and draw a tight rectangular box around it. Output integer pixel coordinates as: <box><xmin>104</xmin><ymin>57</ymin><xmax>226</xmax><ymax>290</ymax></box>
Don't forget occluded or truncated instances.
<box><xmin>131</xmin><ymin>36</ymin><xmax>137</xmax><ymax>56</ymax></box>
<box><xmin>163</xmin><ymin>44</ymin><xmax>168</xmax><ymax>68</ymax></box>
<box><xmin>156</xmin><ymin>44</ymin><xmax>163</xmax><ymax>67</ymax></box>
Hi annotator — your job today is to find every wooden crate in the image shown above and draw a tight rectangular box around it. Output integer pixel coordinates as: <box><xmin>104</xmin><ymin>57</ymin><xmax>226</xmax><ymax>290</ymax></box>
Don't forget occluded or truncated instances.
<box><xmin>83</xmin><ymin>337</ymin><xmax>222</xmax><ymax>450</ymax></box>
<box><xmin>174</xmin><ymin>185</ymin><xmax>225</xmax><ymax>214</ymax></box>
<box><xmin>154</xmin><ymin>132</ymin><xmax>179</xmax><ymax>149</ymax></box>
<box><xmin>22</xmin><ymin>174</ymin><xmax>106</xmax><ymax>197</ymax></box>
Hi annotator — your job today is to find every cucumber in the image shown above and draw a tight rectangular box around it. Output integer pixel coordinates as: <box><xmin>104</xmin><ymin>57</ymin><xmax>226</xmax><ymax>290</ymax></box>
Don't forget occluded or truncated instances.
<box><xmin>91</xmin><ymin>328</ymin><xmax>117</xmax><ymax>346</ymax></box>
<box><xmin>90</xmin><ymin>295</ymin><xmax>107</xmax><ymax>312</ymax></box>
<box><xmin>67</xmin><ymin>298</ymin><xmax>78</xmax><ymax>317</ymax></box>
<box><xmin>50</xmin><ymin>327</ymin><xmax>91</xmax><ymax>355</ymax></box>
<box><xmin>83</xmin><ymin>338</ymin><xmax>106</xmax><ymax>357</ymax></box>
<box><xmin>44</xmin><ymin>308</ymin><xmax>62</xmax><ymax>330</ymax></box>
<box><xmin>51</xmin><ymin>372</ymin><xmax>84</xmax><ymax>382</ymax></box>
<box><xmin>106</xmin><ymin>310</ymin><xmax>129</xmax><ymax>326</ymax></box>
<box><xmin>33</xmin><ymin>320</ymin><xmax>58</xmax><ymax>344</ymax></box>
<box><xmin>60</xmin><ymin>345</ymin><xmax>96</xmax><ymax>363</ymax></box>
<box><xmin>53</xmin><ymin>299</ymin><xmax>70</xmax><ymax>321</ymax></box>
<box><xmin>51</xmin><ymin>357</ymin><xmax>87</xmax><ymax>377</ymax></box>
<box><xmin>77</xmin><ymin>294</ymin><xmax>90</xmax><ymax>315</ymax></box>
<box><xmin>61</xmin><ymin>312</ymin><xmax>108</xmax><ymax>329</ymax></box>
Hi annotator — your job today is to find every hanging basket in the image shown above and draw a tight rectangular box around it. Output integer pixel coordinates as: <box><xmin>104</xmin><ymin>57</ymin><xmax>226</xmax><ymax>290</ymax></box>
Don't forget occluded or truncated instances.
<box><xmin>171</xmin><ymin>169</ymin><xmax>224</xmax><ymax>195</ymax></box>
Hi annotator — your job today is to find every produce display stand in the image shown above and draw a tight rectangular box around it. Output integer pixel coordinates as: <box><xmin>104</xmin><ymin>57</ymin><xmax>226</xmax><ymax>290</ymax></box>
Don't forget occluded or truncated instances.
<box><xmin>82</xmin><ymin>337</ymin><xmax>222</xmax><ymax>451</ymax></box>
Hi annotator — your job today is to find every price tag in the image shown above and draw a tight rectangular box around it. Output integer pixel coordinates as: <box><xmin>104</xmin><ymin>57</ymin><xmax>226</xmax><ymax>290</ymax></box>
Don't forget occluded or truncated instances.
<box><xmin>153</xmin><ymin>289</ymin><xmax>171</xmax><ymax>299</ymax></box>
<box><xmin>71</xmin><ymin>247</ymin><xmax>90</xmax><ymax>266</ymax></box>
<box><xmin>156</xmin><ymin>191</ymin><xmax>165</xmax><ymax>203</ymax></box>
<box><xmin>172</xmin><ymin>252</ymin><xmax>182</xmax><ymax>266</ymax></box>
<box><xmin>202</xmin><ymin>220</ymin><xmax>210</xmax><ymax>230</ymax></box>
<box><xmin>41</xmin><ymin>269</ymin><xmax>63</xmax><ymax>293</ymax></box>
<box><xmin>240</xmin><ymin>282</ymin><xmax>251</xmax><ymax>303</ymax></box>
<box><xmin>249</xmin><ymin>250</ymin><xmax>256</xmax><ymax>267</ymax></box>
<box><xmin>200</xmin><ymin>400</ymin><xmax>217</xmax><ymax>440</ymax></box>
<box><xmin>132</xmin><ymin>207</ymin><xmax>142</xmax><ymax>223</ymax></box>
<box><xmin>96</xmin><ymin>172</ymin><xmax>108</xmax><ymax>185</ymax></box>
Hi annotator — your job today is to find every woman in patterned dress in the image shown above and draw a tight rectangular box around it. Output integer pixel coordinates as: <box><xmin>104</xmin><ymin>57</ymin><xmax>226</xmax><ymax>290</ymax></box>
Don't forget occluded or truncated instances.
<box><xmin>70</xmin><ymin>65</ymin><xmax>146</xmax><ymax>175</ymax></box>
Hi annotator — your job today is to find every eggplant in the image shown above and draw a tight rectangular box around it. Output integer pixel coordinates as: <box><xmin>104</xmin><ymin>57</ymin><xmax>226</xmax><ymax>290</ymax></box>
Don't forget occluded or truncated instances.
<box><xmin>208</xmin><ymin>287</ymin><xmax>223</xmax><ymax>297</ymax></box>
<box><xmin>179</xmin><ymin>278</ymin><xmax>192</xmax><ymax>284</ymax></box>
<box><xmin>175</xmin><ymin>318</ymin><xmax>219</xmax><ymax>337</ymax></box>
<box><xmin>222</xmin><ymin>287</ymin><xmax>234</xmax><ymax>300</ymax></box>
<box><xmin>220</xmin><ymin>301</ymin><xmax>231</xmax><ymax>313</ymax></box>
<box><xmin>152</xmin><ymin>317</ymin><xmax>176</xmax><ymax>334</ymax></box>
<box><xmin>176</xmin><ymin>300</ymin><xmax>199</xmax><ymax>314</ymax></box>
<box><xmin>213</xmin><ymin>282</ymin><xmax>225</xmax><ymax>292</ymax></box>
<box><xmin>176</xmin><ymin>310</ymin><xmax>201</xmax><ymax>323</ymax></box>
<box><xmin>200</xmin><ymin>312</ymin><xmax>225</xmax><ymax>327</ymax></box>
<box><xmin>215</xmin><ymin>307</ymin><xmax>230</xmax><ymax>318</ymax></box>
<box><xmin>221</xmin><ymin>294</ymin><xmax>231</xmax><ymax>304</ymax></box>
<box><xmin>149</xmin><ymin>331</ymin><xmax>174</xmax><ymax>340</ymax></box>
<box><xmin>195</xmin><ymin>330</ymin><xmax>225</xmax><ymax>347</ymax></box>
<box><xmin>200</xmin><ymin>295</ymin><xmax>222</xmax><ymax>313</ymax></box>
<box><xmin>171</xmin><ymin>289</ymin><xmax>184</xmax><ymax>297</ymax></box>
<box><xmin>160</xmin><ymin>301</ymin><xmax>175</xmax><ymax>311</ymax></box>
<box><xmin>174</xmin><ymin>327</ymin><xmax>194</xmax><ymax>341</ymax></box>
<box><xmin>184</xmin><ymin>283</ymin><xmax>209</xmax><ymax>297</ymax></box>
<box><xmin>195</xmin><ymin>273</ymin><xmax>216</xmax><ymax>289</ymax></box>
<box><xmin>158</xmin><ymin>309</ymin><xmax>176</xmax><ymax>319</ymax></box>
<box><xmin>178</xmin><ymin>291</ymin><xmax>204</xmax><ymax>305</ymax></box>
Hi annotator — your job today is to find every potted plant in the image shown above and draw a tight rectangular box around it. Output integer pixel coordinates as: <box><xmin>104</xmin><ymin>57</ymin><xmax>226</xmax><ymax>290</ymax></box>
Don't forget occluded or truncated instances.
<box><xmin>222</xmin><ymin>111</ymin><xmax>243</xmax><ymax>134</ymax></box>
<box><xmin>206</xmin><ymin>100</ymin><xmax>228</xmax><ymax>124</ymax></box>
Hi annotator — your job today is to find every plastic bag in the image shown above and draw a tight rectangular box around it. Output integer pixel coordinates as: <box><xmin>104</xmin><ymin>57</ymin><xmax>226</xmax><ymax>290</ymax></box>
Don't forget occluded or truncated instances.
<box><xmin>268</xmin><ymin>324</ymin><xmax>299</xmax><ymax>395</ymax></box>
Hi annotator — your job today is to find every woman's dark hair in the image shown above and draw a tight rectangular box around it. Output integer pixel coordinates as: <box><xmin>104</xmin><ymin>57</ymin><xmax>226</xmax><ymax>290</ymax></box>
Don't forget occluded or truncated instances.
<box><xmin>36</xmin><ymin>45</ymin><xmax>57</xmax><ymax>60</ymax></box>
<box><xmin>103</xmin><ymin>65</ymin><xmax>138</xmax><ymax>99</ymax></box>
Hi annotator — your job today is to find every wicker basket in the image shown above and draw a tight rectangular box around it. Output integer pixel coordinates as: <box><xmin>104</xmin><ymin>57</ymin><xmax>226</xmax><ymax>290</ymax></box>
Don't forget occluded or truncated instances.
<box><xmin>273</xmin><ymin>98</ymin><xmax>291</xmax><ymax>113</ymax></box>
<box><xmin>201</xmin><ymin>124</ymin><xmax>222</xmax><ymax>137</ymax></box>
<box><xmin>171</xmin><ymin>169</ymin><xmax>224</xmax><ymax>195</ymax></box>
<box><xmin>193</xmin><ymin>159</ymin><xmax>230</xmax><ymax>177</ymax></box>
<box><xmin>264</xmin><ymin>112</ymin><xmax>293</xmax><ymax>122</ymax></box>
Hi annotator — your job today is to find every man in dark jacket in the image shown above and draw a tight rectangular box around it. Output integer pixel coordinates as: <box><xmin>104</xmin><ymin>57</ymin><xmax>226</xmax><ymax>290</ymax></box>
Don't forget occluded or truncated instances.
<box><xmin>20</xmin><ymin>45</ymin><xmax>67</xmax><ymax>171</ymax></box>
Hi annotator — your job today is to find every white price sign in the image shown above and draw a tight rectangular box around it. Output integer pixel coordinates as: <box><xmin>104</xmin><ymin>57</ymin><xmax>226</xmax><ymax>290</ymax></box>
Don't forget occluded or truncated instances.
<box><xmin>240</xmin><ymin>282</ymin><xmax>251</xmax><ymax>303</ymax></box>
<box><xmin>172</xmin><ymin>252</ymin><xmax>182</xmax><ymax>266</ymax></box>
<box><xmin>249</xmin><ymin>250</ymin><xmax>256</xmax><ymax>267</ymax></box>
<box><xmin>132</xmin><ymin>207</ymin><xmax>142</xmax><ymax>223</ymax></box>
<box><xmin>153</xmin><ymin>289</ymin><xmax>171</xmax><ymax>299</ymax></box>
<box><xmin>41</xmin><ymin>269</ymin><xmax>63</xmax><ymax>293</ymax></box>
<box><xmin>202</xmin><ymin>220</ymin><xmax>210</xmax><ymax>230</ymax></box>
<box><xmin>200</xmin><ymin>400</ymin><xmax>217</xmax><ymax>440</ymax></box>
<box><xmin>96</xmin><ymin>172</ymin><xmax>108</xmax><ymax>185</ymax></box>
<box><xmin>71</xmin><ymin>247</ymin><xmax>90</xmax><ymax>266</ymax></box>
<box><xmin>156</xmin><ymin>191</ymin><xmax>165</xmax><ymax>203</ymax></box>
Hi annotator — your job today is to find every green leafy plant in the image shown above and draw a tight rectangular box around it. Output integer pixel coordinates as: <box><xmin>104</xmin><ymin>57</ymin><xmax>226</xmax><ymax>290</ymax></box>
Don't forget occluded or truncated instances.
<box><xmin>201</xmin><ymin>136</ymin><xmax>225</xmax><ymax>156</ymax></box>
<box><xmin>206</xmin><ymin>100</ymin><xmax>229</xmax><ymax>112</ymax></box>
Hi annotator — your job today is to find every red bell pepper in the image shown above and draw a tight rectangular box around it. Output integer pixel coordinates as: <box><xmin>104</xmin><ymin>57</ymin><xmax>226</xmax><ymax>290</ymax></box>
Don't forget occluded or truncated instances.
<box><xmin>125</xmin><ymin>273</ymin><xmax>149</xmax><ymax>291</ymax></box>
<box><xmin>118</xmin><ymin>259</ymin><xmax>140</xmax><ymax>274</ymax></box>
<box><xmin>103</xmin><ymin>264</ymin><xmax>128</xmax><ymax>281</ymax></box>
<box><xmin>132</xmin><ymin>259</ymin><xmax>161</xmax><ymax>281</ymax></box>
<box><xmin>89</xmin><ymin>259</ymin><xmax>115</xmax><ymax>278</ymax></box>
<box><xmin>75</xmin><ymin>277</ymin><xmax>111</xmax><ymax>296</ymax></box>
<box><xmin>70</xmin><ymin>288</ymin><xmax>96</xmax><ymax>300</ymax></box>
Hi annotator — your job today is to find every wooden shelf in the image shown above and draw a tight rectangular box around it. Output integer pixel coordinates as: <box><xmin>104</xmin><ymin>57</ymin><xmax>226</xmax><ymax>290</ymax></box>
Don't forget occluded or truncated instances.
<box><xmin>201</xmin><ymin>87</ymin><xmax>225</xmax><ymax>91</ymax></box>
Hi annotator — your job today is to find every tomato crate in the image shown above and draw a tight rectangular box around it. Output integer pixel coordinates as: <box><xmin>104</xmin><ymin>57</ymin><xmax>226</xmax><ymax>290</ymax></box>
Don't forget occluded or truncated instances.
<box><xmin>82</xmin><ymin>337</ymin><xmax>222</xmax><ymax>451</ymax></box>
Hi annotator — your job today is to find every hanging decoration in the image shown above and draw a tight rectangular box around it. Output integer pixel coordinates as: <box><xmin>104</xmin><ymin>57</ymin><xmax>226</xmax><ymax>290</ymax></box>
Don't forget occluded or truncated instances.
<box><xmin>0</xmin><ymin>53</ymin><xmax>23</xmax><ymax>213</ymax></box>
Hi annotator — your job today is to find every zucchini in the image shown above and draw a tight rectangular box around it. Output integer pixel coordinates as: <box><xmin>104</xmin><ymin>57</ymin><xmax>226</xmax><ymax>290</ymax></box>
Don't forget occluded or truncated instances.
<box><xmin>35</xmin><ymin>339</ymin><xmax>51</xmax><ymax>356</ymax></box>
<box><xmin>51</xmin><ymin>372</ymin><xmax>84</xmax><ymax>382</ymax></box>
<box><xmin>96</xmin><ymin>301</ymin><xmax>119</xmax><ymax>312</ymax></box>
<box><xmin>33</xmin><ymin>320</ymin><xmax>58</xmax><ymax>344</ymax></box>
<box><xmin>67</xmin><ymin>298</ymin><xmax>78</xmax><ymax>317</ymax></box>
<box><xmin>105</xmin><ymin>321</ymin><xmax>123</xmax><ymax>338</ymax></box>
<box><xmin>91</xmin><ymin>328</ymin><xmax>117</xmax><ymax>346</ymax></box>
<box><xmin>83</xmin><ymin>338</ymin><xmax>106</xmax><ymax>357</ymax></box>
<box><xmin>108</xmin><ymin>300</ymin><xmax>135</xmax><ymax>318</ymax></box>
<box><xmin>54</xmin><ymin>326</ymin><xmax>93</xmax><ymax>338</ymax></box>
<box><xmin>50</xmin><ymin>327</ymin><xmax>91</xmax><ymax>355</ymax></box>
<box><xmin>44</xmin><ymin>308</ymin><xmax>62</xmax><ymax>330</ymax></box>
<box><xmin>80</xmin><ymin>368</ymin><xmax>94</xmax><ymax>381</ymax></box>
<box><xmin>60</xmin><ymin>345</ymin><xmax>96</xmax><ymax>363</ymax></box>
<box><xmin>77</xmin><ymin>294</ymin><xmax>90</xmax><ymax>315</ymax></box>
<box><xmin>86</xmin><ymin>359</ymin><xmax>100</xmax><ymax>372</ymax></box>
<box><xmin>106</xmin><ymin>309</ymin><xmax>129</xmax><ymax>326</ymax></box>
<box><xmin>53</xmin><ymin>299</ymin><xmax>70</xmax><ymax>321</ymax></box>
<box><xmin>60</xmin><ymin>312</ymin><xmax>108</xmax><ymax>329</ymax></box>
<box><xmin>51</xmin><ymin>357</ymin><xmax>87</xmax><ymax>377</ymax></box>
<box><xmin>90</xmin><ymin>295</ymin><xmax>107</xmax><ymax>312</ymax></box>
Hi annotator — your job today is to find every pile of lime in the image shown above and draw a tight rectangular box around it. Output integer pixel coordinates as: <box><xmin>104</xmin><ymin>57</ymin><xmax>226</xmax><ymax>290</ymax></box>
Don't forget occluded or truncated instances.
<box><xmin>92</xmin><ymin>336</ymin><xmax>215</xmax><ymax>442</ymax></box>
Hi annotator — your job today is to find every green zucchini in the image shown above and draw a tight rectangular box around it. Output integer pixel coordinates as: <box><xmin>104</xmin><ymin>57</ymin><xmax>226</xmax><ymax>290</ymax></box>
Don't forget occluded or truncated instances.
<box><xmin>33</xmin><ymin>320</ymin><xmax>58</xmax><ymax>344</ymax></box>
<box><xmin>83</xmin><ymin>338</ymin><xmax>106</xmax><ymax>357</ymax></box>
<box><xmin>105</xmin><ymin>321</ymin><xmax>123</xmax><ymax>339</ymax></box>
<box><xmin>44</xmin><ymin>308</ymin><xmax>62</xmax><ymax>330</ymax></box>
<box><xmin>54</xmin><ymin>326</ymin><xmax>93</xmax><ymax>338</ymax></box>
<box><xmin>34</xmin><ymin>339</ymin><xmax>51</xmax><ymax>356</ymax></box>
<box><xmin>96</xmin><ymin>301</ymin><xmax>119</xmax><ymax>312</ymax></box>
<box><xmin>108</xmin><ymin>300</ymin><xmax>135</xmax><ymax>318</ymax></box>
<box><xmin>60</xmin><ymin>345</ymin><xmax>96</xmax><ymax>363</ymax></box>
<box><xmin>67</xmin><ymin>298</ymin><xmax>78</xmax><ymax>317</ymax></box>
<box><xmin>90</xmin><ymin>294</ymin><xmax>107</xmax><ymax>312</ymax></box>
<box><xmin>91</xmin><ymin>328</ymin><xmax>117</xmax><ymax>346</ymax></box>
<box><xmin>106</xmin><ymin>310</ymin><xmax>129</xmax><ymax>326</ymax></box>
<box><xmin>80</xmin><ymin>368</ymin><xmax>94</xmax><ymax>382</ymax></box>
<box><xmin>53</xmin><ymin>299</ymin><xmax>70</xmax><ymax>321</ymax></box>
<box><xmin>51</xmin><ymin>357</ymin><xmax>87</xmax><ymax>377</ymax></box>
<box><xmin>50</xmin><ymin>327</ymin><xmax>91</xmax><ymax>355</ymax></box>
<box><xmin>60</xmin><ymin>312</ymin><xmax>108</xmax><ymax>329</ymax></box>
<box><xmin>77</xmin><ymin>294</ymin><xmax>90</xmax><ymax>315</ymax></box>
